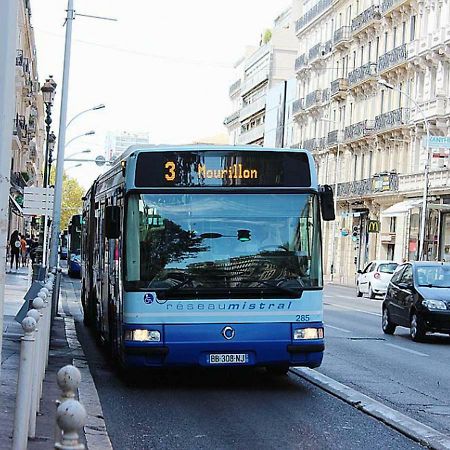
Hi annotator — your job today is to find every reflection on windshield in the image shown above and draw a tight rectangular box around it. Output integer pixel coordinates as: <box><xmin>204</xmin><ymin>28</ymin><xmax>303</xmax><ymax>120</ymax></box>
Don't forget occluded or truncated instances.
<box><xmin>124</xmin><ymin>193</ymin><xmax>322</xmax><ymax>294</ymax></box>
<box><xmin>416</xmin><ymin>265</ymin><xmax>450</xmax><ymax>288</ymax></box>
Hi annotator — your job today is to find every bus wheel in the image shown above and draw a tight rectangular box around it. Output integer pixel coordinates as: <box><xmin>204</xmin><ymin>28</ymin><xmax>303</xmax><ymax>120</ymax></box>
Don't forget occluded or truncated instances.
<box><xmin>266</xmin><ymin>365</ymin><xmax>289</xmax><ymax>376</ymax></box>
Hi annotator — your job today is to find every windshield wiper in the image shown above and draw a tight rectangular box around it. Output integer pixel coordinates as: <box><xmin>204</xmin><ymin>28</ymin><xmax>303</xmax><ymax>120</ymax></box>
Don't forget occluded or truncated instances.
<box><xmin>242</xmin><ymin>278</ymin><xmax>303</xmax><ymax>297</ymax></box>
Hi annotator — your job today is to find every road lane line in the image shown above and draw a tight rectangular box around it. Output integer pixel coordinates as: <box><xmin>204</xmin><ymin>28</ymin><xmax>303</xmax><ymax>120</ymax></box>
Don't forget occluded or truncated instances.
<box><xmin>326</xmin><ymin>324</ymin><xmax>352</xmax><ymax>333</ymax></box>
<box><xmin>324</xmin><ymin>302</ymin><xmax>382</xmax><ymax>317</ymax></box>
<box><xmin>385</xmin><ymin>343</ymin><xmax>429</xmax><ymax>357</ymax></box>
<box><xmin>291</xmin><ymin>368</ymin><xmax>450</xmax><ymax>450</ymax></box>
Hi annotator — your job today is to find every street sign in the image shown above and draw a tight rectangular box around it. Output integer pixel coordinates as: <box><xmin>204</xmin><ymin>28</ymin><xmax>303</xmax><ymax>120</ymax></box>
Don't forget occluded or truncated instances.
<box><xmin>23</xmin><ymin>187</ymin><xmax>54</xmax><ymax>216</ymax></box>
<box><xmin>424</xmin><ymin>136</ymin><xmax>450</xmax><ymax>149</ymax></box>
<box><xmin>367</xmin><ymin>220</ymin><xmax>380</xmax><ymax>233</ymax></box>
<box><xmin>95</xmin><ymin>155</ymin><xmax>106</xmax><ymax>166</ymax></box>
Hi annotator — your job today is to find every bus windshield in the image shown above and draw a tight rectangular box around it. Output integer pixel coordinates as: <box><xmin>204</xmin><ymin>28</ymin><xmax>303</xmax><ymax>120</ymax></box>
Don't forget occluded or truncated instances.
<box><xmin>124</xmin><ymin>193</ymin><xmax>322</xmax><ymax>294</ymax></box>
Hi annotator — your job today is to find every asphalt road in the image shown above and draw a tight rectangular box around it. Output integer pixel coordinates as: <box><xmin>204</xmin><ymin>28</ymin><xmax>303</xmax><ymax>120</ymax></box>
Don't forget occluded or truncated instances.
<box><xmin>69</xmin><ymin>278</ymin><xmax>424</xmax><ymax>450</ymax></box>
<box><xmin>321</xmin><ymin>283</ymin><xmax>450</xmax><ymax>435</ymax></box>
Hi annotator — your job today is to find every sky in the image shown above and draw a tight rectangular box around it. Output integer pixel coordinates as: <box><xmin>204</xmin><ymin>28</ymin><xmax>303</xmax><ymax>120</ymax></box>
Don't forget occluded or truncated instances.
<box><xmin>32</xmin><ymin>0</ymin><xmax>292</xmax><ymax>189</ymax></box>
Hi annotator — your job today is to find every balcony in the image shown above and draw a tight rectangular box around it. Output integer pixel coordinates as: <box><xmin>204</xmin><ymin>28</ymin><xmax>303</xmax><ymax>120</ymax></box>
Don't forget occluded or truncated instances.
<box><xmin>308</xmin><ymin>43</ymin><xmax>324</xmax><ymax>64</ymax></box>
<box><xmin>16</xmin><ymin>49</ymin><xmax>23</xmax><ymax>66</ymax></box>
<box><xmin>295</xmin><ymin>53</ymin><xmax>308</xmax><ymax>74</ymax></box>
<box><xmin>351</xmin><ymin>5</ymin><xmax>381</xmax><ymax>35</ymax></box>
<box><xmin>323</xmin><ymin>40</ymin><xmax>333</xmax><ymax>57</ymax></box>
<box><xmin>305</xmin><ymin>90</ymin><xmax>323</xmax><ymax>109</ymax></box>
<box><xmin>240</xmin><ymin>97</ymin><xmax>266</xmax><ymax>122</ymax></box>
<box><xmin>330</xmin><ymin>78</ymin><xmax>348</xmax><ymax>99</ymax></box>
<box><xmin>295</xmin><ymin>0</ymin><xmax>332</xmax><ymax>34</ymax></box>
<box><xmin>399</xmin><ymin>169</ymin><xmax>449</xmax><ymax>194</ymax></box>
<box><xmin>223</xmin><ymin>110</ymin><xmax>240</xmax><ymax>126</ymax></box>
<box><xmin>13</xmin><ymin>115</ymin><xmax>27</xmax><ymax>142</ymax></box>
<box><xmin>292</xmin><ymin>98</ymin><xmax>305</xmax><ymax>117</ymax></box>
<box><xmin>303</xmin><ymin>138</ymin><xmax>316</xmax><ymax>151</ymax></box>
<box><xmin>229</xmin><ymin>79</ymin><xmax>241</xmax><ymax>96</ymax></box>
<box><xmin>316</xmin><ymin>136</ymin><xmax>327</xmax><ymax>150</ymax></box>
<box><xmin>240</xmin><ymin>70</ymin><xmax>269</xmax><ymax>96</ymax></box>
<box><xmin>377</xmin><ymin>44</ymin><xmax>408</xmax><ymax>74</ymax></box>
<box><xmin>348</xmin><ymin>62</ymin><xmax>377</xmax><ymax>88</ymax></box>
<box><xmin>344</xmin><ymin>120</ymin><xmax>375</xmax><ymax>141</ymax></box>
<box><xmin>327</xmin><ymin>130</ymin><xmax>344</xmax><ymax>146</ymax></box>
<box><xmin>337</xmin><ymin>173</ymin><xmax>398</xmax><ymax>198</ymax></box>
<box><xmin>238</xmin><ymin>124</ymin><xmax>264</xmax><ymax>145</ymax></box>
<box><xmin>381</xmin><ymin>0</ymin><xmax>411</xmax><ymax>15</ymax></box>
<box><xmin>333</xmin><ymin>26</ymin><xmax>351</xmax><ymax>49</ymax></box>
<box><xmin>374</xmin><ymin>108</ymin><xmax>410</xmax><ymax>132</ymax></box>
<box><xmin>10</xmin><ymin>171</ymin><xmax>28</xmax><ymax>193</ymax></box>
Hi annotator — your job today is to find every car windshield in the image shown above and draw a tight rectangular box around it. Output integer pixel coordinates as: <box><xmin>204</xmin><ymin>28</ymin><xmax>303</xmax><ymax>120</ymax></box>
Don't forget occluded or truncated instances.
<box><xmin>378</xmin><ymin>263</ymin><xmax>398</xmax><ymax>274</ymax></box>
<box><xmin>415</xmin><ymin>265</ymin><xmax>450</xmax><ymax>288</ymax></box>
<box><xmin>124</xmin><ymin>193</ymin><xmax>322</xmax><ymax>295</ymax></box>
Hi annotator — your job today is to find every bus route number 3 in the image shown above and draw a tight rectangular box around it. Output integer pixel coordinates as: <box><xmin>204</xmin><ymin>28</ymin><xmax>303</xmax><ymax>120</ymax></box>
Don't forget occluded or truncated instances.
<box><xmin>164</xmin><ymin>161</ymin><xmax>176</xmax><ymax>181</ymax></box>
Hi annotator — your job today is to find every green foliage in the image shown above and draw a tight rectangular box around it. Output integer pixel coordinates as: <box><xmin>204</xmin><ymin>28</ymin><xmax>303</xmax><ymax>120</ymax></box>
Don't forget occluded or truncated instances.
<box><xmin>49</xmin><ymin>167</ymin><xmax>85</xmax><ymax>231</ymax></box>
<box><xmin>262</xmin><ymin>29</ymin><xmax>272</xmax><ymax>44</ymax></box>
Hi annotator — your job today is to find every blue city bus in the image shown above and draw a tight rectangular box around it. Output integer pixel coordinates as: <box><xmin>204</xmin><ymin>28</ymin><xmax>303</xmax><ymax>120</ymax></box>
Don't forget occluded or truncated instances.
<box><xmin>81</xmin><ymin>145</ymin><xmax>334</xmax><ymax>373</ymax></box>
<box><xmin>67</xmin><ymin>214</ymin><xmax>82</xmax><ymax>278</ymax></box>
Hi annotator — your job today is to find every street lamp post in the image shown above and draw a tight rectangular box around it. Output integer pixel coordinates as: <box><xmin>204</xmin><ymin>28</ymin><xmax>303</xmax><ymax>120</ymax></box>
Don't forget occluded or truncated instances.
<box><xmin>66</xmin><ymin>104</ymin><xmax>105</xmax><ymax>129</ymax></box>
<box><xmin>378</xmin><ymin>78</ymin><xmax>431</xmax><ymax>261</ymax></box>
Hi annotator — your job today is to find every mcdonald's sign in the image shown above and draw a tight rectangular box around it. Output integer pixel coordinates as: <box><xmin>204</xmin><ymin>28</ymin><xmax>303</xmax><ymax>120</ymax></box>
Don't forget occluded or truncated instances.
<box><xmin>367</xmin><ymin>220</ymin><xmax>380</xmax><ymax>233</ymax></box>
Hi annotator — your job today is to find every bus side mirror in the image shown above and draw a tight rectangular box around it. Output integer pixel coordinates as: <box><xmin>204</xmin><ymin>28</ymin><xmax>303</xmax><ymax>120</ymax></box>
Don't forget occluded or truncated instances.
<box><xmin>319</xmin><ymin>185</ymin><xmax>335</xmax><ymax>221</ymax></box>
<box><xmin>105</xmin><ymin>206</ymin><xmax>120</xmax><ymax>239</ymax></box>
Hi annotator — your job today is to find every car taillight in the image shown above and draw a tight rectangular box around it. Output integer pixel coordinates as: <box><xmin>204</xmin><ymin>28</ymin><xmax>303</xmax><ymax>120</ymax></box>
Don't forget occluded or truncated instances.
<box><xmin>374</xmin><ymin>272</ymin><xmax>381</xmax><ymax>279</ymax></box>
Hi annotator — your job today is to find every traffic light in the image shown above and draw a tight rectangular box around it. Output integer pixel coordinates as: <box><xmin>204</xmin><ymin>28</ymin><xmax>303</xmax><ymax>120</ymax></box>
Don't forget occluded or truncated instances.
<box><xmin>351</xmin><ymin>226</ymin><xmax>359</xmax><ymax>242</ymax></box>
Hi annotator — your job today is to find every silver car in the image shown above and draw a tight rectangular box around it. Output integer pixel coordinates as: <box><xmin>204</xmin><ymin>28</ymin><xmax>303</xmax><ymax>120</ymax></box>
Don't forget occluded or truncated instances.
<box><xmin>356</xmin><ymin>260</ymin><xmax>399</xmax><ymax>299</ymax></box>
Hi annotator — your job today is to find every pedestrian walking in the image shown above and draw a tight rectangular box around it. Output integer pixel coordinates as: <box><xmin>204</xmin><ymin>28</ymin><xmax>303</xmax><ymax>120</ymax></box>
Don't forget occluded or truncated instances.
<box><xmin>20</xmin><ymin>234</ymin><xmax>28</xmax><ymax>266</ymax></box>
<box><xmin>9</xmin><ymin>230</ymin><xmax>21</xmax><ymax>271</ymax></box>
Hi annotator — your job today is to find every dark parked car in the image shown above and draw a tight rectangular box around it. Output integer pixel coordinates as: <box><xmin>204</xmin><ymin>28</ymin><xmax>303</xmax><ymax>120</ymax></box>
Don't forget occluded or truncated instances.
<box><xmin>382</xmin><ymin>262</ymin><xmax>450</xmax><ymax>341</ymax></box>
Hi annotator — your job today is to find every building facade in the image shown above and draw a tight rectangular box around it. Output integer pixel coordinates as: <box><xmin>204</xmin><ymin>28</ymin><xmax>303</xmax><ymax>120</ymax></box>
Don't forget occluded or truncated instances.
<box><xmin>106</xmin><ymin>131</ymin><xmax>151</xmax><ymax>162</ymax></box>
<box><xmin>10</xmin><ymin>0</ymin><xmax>46</xmax><ymax>238</ymax></box>
<box><xmin>291</xmin><ymin>0</ymin><xmax>450</xmax><ymax>283</ymax></box>
<box><xmin>224</xmin><ymin>8</ymin><xmax>298</xmax><ymax>147</ymax></box>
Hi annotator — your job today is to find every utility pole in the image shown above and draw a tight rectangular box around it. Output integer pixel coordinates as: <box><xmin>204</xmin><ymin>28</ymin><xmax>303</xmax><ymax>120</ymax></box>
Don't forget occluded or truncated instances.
<box><xmin>0</xmin><ymin>0</ymin><xmax>19</xmax><ymax>379</ymax></box>
<box><xmin>49</xmin><ymin>0</ymin><xmax>74</xmax><ymax>270</ymax></box>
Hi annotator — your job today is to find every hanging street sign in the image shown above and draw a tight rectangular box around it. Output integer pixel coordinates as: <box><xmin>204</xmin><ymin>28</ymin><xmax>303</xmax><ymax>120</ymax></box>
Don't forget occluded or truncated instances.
<box><xmin>23</xmin><ymin>187</ymin><xmax>54</xmax><ymax>216</ymax></box>
<box><xmin>424</xmin><ymin>136</ymin><xmax>450</xmax><ymax>149</ymax></box>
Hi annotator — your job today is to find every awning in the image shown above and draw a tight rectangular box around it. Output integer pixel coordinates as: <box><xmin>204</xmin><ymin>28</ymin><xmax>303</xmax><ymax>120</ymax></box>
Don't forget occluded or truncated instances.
<box><xmin>382</xmin><ymin>199</ymin><xmax>422</xmax><ymax>217</ymax></box>
<box><xmin>9</xmin><ymin>194</ymin><xmax>23</xmax><ymax>216</ymax></box>
<box><xmin>382</xmin><ymin>199</ymin><xmax>450</xmax><ymax>217</ymax></box>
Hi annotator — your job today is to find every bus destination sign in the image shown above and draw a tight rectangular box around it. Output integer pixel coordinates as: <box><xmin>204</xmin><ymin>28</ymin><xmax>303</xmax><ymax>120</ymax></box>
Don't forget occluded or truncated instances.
<box><xmin>134</xmin><ymin>150</ymin><xmax>311</xmax><ymax>188</ymax></box>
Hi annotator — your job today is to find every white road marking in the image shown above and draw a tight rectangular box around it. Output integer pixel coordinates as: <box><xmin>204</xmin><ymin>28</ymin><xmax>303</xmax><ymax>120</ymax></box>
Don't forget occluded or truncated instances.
<box><xmin>326</xmin><ymin>324</ymin><xmax>352</xmax><ymax>334</ymax></box>
<box><xmin>324</xmin><ymin>294</ymin><xmax>350</xmax><ymax>300</ymax></box>
<box><xmin>325</xmin><ymin>302</ymin><xmax>382</xmax><ymax>317</ymax></box>
<box><xmin>385</xmin><ymin>343</ymin><xmax>429</xmax><ymax>357</ymax></box>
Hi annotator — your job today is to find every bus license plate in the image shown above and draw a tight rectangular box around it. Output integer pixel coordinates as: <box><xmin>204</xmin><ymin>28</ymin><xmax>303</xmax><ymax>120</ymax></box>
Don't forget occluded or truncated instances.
<box><xmin>208</xmin><ymin>353</ymin><xmax>248</xmax><ymax>364</ymax></box>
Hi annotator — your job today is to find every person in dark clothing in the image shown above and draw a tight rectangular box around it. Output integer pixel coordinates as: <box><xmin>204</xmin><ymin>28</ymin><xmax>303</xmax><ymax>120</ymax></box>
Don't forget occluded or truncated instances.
<box><xmin>9</xmin><ymin>230</ymin><xmax>21</xmax><ymax>271</ymax></box>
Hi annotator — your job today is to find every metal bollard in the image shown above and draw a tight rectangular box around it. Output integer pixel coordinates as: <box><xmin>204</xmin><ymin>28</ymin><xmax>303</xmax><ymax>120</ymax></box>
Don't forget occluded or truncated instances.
<box><xmin>55</xmin><ymin>399</ymin><xmax>86</xmax><ymax>450</ymax></box>
<box><xmin>26</xmin><ymin>309</ymin><xmax>41</xmax><ymax>438</ymax></box>
<box><xmin>55</xmin><ymin>365</ymin><xmax>83</xmax><ymax>447</ymax></box>
<box><xmin>12</xmin><ymin>317</ymin><xmax>37</xmax><ymax>450</ymax></box>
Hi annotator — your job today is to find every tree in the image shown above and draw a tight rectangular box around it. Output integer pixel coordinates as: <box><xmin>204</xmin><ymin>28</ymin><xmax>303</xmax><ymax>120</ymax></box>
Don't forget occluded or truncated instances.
<box><xmin>262</xmin><ymin>29</ymin><xmax>272</xmax><ymax>44</ymax></box>
<box><xmin>49</xmin><ymin>168</ymin><xmax>85</xmax><ymax>231</ymax></box>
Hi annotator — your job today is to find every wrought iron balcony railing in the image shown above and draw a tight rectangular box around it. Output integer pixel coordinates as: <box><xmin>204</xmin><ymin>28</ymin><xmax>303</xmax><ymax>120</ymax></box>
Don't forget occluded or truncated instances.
<box><xmin>305</xmin><ymin>90</ymin><xmax>322</xmax><ymax>109</ymax></box>
<box><xmin>381</xmin><ymin>0</ymin><xmax>406</xmax><ymax>14</ymax></box>
<box><xmin>292</xmin><ymin>98</ymin><xmax>305</xmax><ymax>116</ymax></box>
<box><xmin>351</xmin><ymin>5</ymin><xmax>381</xmax><ymax>33</ymax></box>
<box><xmin>10</xmin><ymin>171</ymin><xmax>28</xmax><ymax>190</ymax></box>
<box><xmin>16</xmin><ymin>49</ymin><xmax>23</xmax><ymax>66</ymax></box>
<box><xmin>348</xmin><ymin>62</ymin><xmax>377</xmax><ymax>86</ymax></box>
<box><xmin>308</xmin><ymin>43</ymin><xmax>324</xmax><ymax>62</ymax></box>
<box><xmin>377</xmin><ymin>44</ymin><xmax>408</xmax><ymax>73</ymax></box>
<box><xmin>295</xmin><ymin>53</ymin><xmax>308</xmax><ymax>72</ymax></box>
<box><xmin>295</xmin><ymin>0</ymin><xmax>332</xmax><ymax>33</ymax></box>
<box><xmin>330</xmin><ymin>78</ymin><xmax>349</xmax><ymax>96</ymax></box>
<box><xmin>333</xmin><ymin>26</ymin><xmax>351</xmax><ymax>45</ymax></box>
<box><xmin>344</xmin><ymin>120</ymin><xmax>375</xmax><ymax>141</ymax></box>
<box><xmin>303</xmin><ymin>138</ymin><xmax>316</xmax><ymax>151</ymax></box>
<box><xmin>223</xmin><ymin>110</ymin><xmax>240</xmax><ymax>126</ymax></box>
<box><xmin>323</xmin><ymin>39</ymin><xmax>333</xmax><ymax>56</ymax></box>
<box><xmin>13</xmin><ymin>115</ymin><xmax>27</xmax><ymax>141</ymax></box>
<box><xmin>337</xmin><ymin>173</ymin><xmax>398</xmax><ymax>198</ymax></box>
<box><xmin>327</xmin><ymin>129</ymin><xmax>344</xmax><ymax>146</ymax></box>
<box><xmin>374</xmin><ymin>108</ymin><xmax>410</xmax><ymax>131</ymax></box>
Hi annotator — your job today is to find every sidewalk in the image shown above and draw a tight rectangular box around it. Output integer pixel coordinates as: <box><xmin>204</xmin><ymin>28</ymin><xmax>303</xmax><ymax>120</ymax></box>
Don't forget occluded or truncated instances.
<box><xmin>0</xmin><ymin>266</ymin><xmax>85</xmax><ymax>449</ymax></box>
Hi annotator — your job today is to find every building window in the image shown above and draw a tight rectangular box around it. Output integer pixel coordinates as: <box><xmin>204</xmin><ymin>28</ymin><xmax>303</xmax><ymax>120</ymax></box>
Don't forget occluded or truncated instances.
<box><xmin>390</xmin><ymin>217</ymin><xmax>396</xmax><ymax>233</ymax></box>
<box><xmin>384</xmin><ymin>32</ymin><xmax>388</xmax><ymax>53</ymax></box>
<box><xmin>376</xmin><ymin>36</ymin><xmax>380</xmax><ymax>59</ymax></box>
<box><xmin>353</xmin><ymin>153</ymin><xmax>358</xmax><ymax>181</ymax></box>
<box><xmin>360</xmin><ymin>45</ymin><xmax>364</xmax><ymax>65</ymax></box>
<box><xmin>393</xmin><ymin>26</ymin><xmax>397</xmax><ymax>48</ymax></box>
<box><xmin>410</xmin><ymin>16</ymin><xmax>416</xmax><ymax>41</ymax></box>
<box><xmin>402</xmin><ymin>21</ymin><xmax>406</xmax><ymax>44</ymax></box>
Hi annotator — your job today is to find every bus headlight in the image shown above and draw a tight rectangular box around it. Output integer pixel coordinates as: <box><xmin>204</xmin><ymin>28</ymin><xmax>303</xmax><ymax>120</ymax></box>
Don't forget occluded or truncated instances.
<box><xmin>124</xmin><ymin>329</ymin><xmax>161</xmax><ymax>342</ymax></box>
<box><xmin>422</xmin><ymin>299</ymin><xmax>446</xmax><ymax>310</ymax></box>
<box><xmin>293</xmin><ymin>328</ymin><xmax>324</xmax><ymax>340</ymax></box>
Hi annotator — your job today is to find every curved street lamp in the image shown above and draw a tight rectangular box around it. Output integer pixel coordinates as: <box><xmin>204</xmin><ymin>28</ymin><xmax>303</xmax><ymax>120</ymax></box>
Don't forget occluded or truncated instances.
<box><xmin>65</xmin><ymin>130</ymin><xmax>95</xmax><ymax>148</ymax></box>
<box><xmin>66</xmin><ymin>103</ymin><xmax>105</xmax><ymax>129</ymax></box>
<box><xmin>378</xmin><ymin>78</ymin><xmax>431</xmax><ymax>261</ymax></box>
<box><xmin>65</xmin><ymin>149</ymin><xmax>91</xmax><ymax>160</ymax></box>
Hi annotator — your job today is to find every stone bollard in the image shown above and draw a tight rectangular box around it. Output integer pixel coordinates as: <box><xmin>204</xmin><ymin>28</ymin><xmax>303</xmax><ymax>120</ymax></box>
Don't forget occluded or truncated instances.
<box><xmin>55</xmin><ymin>365</ymin><xmax>82</xmax><ymax>444</ymax></box>
<box><xmin>12</xmin><ymin>317</ymin><xmax>37</xmax><ymax>450</ymax></box>
<box><xmin>26</xmin><ymin>309</ymin><xmax>41</xmax><ymax>438</ymax></box>
<box><xmin>55</xmin><ymin>399</ymin><xmax>87</xmax><ymax>450</ymax></box>
<box><xmin>31</xmin><ymin>297</ymin><xmax>45</xmax><ymax>416</ymax></box>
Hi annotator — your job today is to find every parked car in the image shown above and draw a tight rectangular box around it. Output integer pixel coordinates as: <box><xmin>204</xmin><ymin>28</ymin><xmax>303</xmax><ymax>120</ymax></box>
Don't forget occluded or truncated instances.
<box><xmin>356</xmin><ymin>260</ymin><xmax>399</xmax><ymax>298</ymax></box>
<box><xmin>68</xmin><ymin>252</ymin><xmax>81</xmax><ymax>278</ymax></box>
<box><xmin>382</xmin><ymin>262</ymin><xmax>450</xmax><ymax>341</ymax></box>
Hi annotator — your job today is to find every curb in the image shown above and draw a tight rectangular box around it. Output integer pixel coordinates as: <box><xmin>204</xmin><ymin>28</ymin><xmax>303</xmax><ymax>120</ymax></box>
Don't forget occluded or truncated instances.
<box><xmin>291</xmin><ymin>367</ymin><xmax>450</xmax><ymax>450</ymax></box>
<box><xmin>62</xmin><ymin>292</ymin><xmax>113</xmax><ymax>450</ymax></box>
